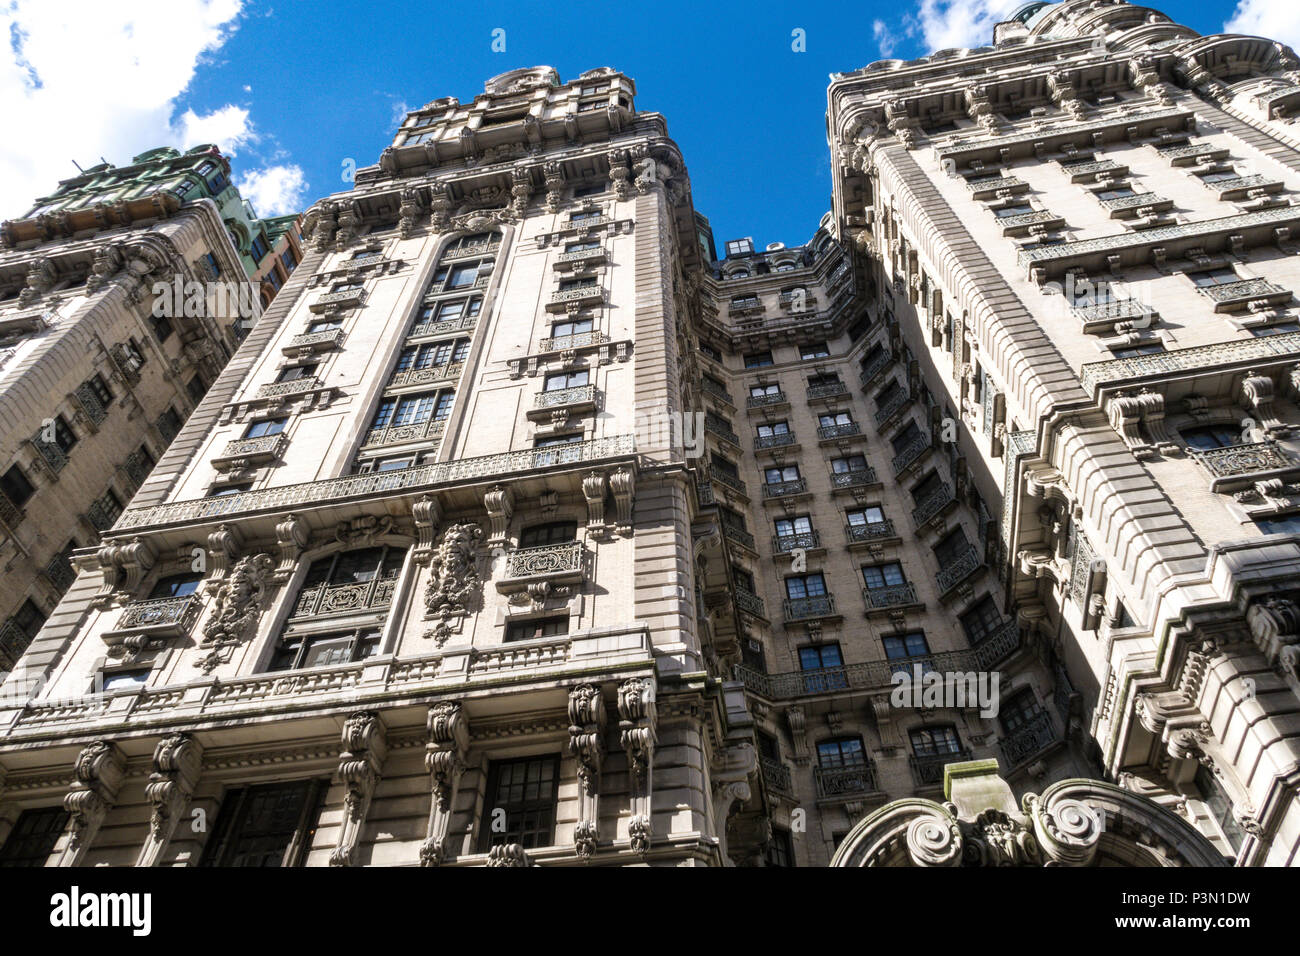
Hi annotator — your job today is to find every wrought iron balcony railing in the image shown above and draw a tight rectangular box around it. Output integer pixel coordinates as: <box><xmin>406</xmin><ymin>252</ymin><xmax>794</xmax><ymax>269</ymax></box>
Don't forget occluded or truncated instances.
<box><xmin>846</xmin><ymin>519</ymin><xmax>896</xmax><ymax>544</ymax></box>
<box><xmin>363</xmin><ymin>417</ymin><xmax>446</xmax><ymax>450</ymax></box>
<box><xmin>762</xmin><ymin>478</ymin><xmax>807</xmax><ymax>500</ymax></box>
<box><xmin>783</xmin><ymin>594</ymin><xmax>836</xmax><ymax>622</ymax></box>
<box><xmin>705</xmin><ymin>465</ymin><xmax>746</xmax><ymax>495</ymax></box>
<box><xmin>43</xmin><ymin>552</ymin><xmax>76</xmax><ymax>594</ymax></box>
<box><xmin>0</xmin><ymin>619</ymin><xmax>30</xmax><ymax>666</ymax></box>
<box><xmin>538</xmin><ymin>330</ymin><xmax>609</xmax><ymax>353</ymax></box>
<box><xmin>256</xmin><ymin>376</ymin><xmax>324</xmax><ymax>400</ymax></box>
<box><xmin>863</xmin><ymin>582</ymin><xmax>920</xmax><ymax>611</ymax></box>
<box><xmin>704</xmin><ymin>414</ymin><xmax>741</xmax><ymax>446</ymax></box>
<box><xmin>735</xmin><ymin>587</ymin><xmax>766</xmax><ymax>618</ymax></box>
<box><xmin>891</xmin><ymin>432</ymin><xmax>931</xmax><ymax>475</ymax></box>
<box><xmin>389</xmin><ymin>362</ymin><xmax>464</xmax><ymax>390</ymax></box>
<box><xmin>859</xmin><ymin>349</ymin><xmax>892</xmax><ymax>388</ymax></box>
<box><xmin>874</xmin><ymin>390</ymin><xmax>910</xmax><ymax>427</ymax></box>
<box><xmin>772</xmin><ymin>530</ymin><xmax>820</xmax><ymax>554</ymax></box>
<box><xmin>818</xmin><ymin>422</ymin><xmax>861</xmax><ymax>441</ymax></box>
<box><xmin>408</xmin><ymin>313</ymin><xmax>479</xmax><ymax>339</ymax></box>
<box><xmin>1191</xmin><ymin>440</ymin><xmax>1294</xmax><ymax>485</ymax></box>
<box><xmin>440</xmin><ymin>239</ymin><xmax>500</xmax><ymax>261</ymax></box>
<box><xmin>911</xmin><ymin>483</ymin><xmax>955</xmax><ymax>527</ymax></box>
<box><xmin>699</xmin><ymin>377</ymin><xmax>733</xmax><ymax>405</ymax></box>
<box><xmin>87</xmin><ymin>492</ymin><xmax>124</xmax><ymax>531</ymax></box>
<box><xmin>0</xmin><ymin>487</ymin><xmax>22</xmax><ymax>529</ymax></box>
<box><xmin>499</xmin><ymin>541</ymin><xmax>584</xmax><ymax>589</ymax></box>
<box><xmin>814</xmin><ymin>762</ymin><xmax>879</xmax><ymax>799</ymax></box>
<box><xmin>213</xmin><ymin>433</ymin><xmax>287</xmax><ymax>469</ymax></box>
<box><xmin>294</xmin><ymin>576</ymin><xmax>397</xmax><ymax>618</ymax></box>
<box><xmin>734</xmin><ymin>620</ymin><xmax>1019</xmax><ymax>700</ymax></box>
<box><xmin>755</xmin><ymin>432</ymin><xmax>797</xmax><ymax>451</ymax></box>
<box><xmin>830</xmin><ymin>467</ymin><xmax>878</xmax><ymax>491</ymax></box>
<box><xmin>909</xmin><ymin>750</ymin><xmax>971</xmax><ymax>788</ymax></box>
<box><xmin>807</xmin><ymin>381</ymin><xmax>849</xmax><ymax>401</ymax></box>
<box><xmin>936</xmin><ymin>545</ymin><xmax>983</xmax><ymax>596</ymax></box>
<box><xmin>760</xmin><ymin>756</ymin><xmax>794</xmax><ymax>796</ymax></box>
<box><xmin>104</xmin><ymin>595</ymin><xmax>200</xmax><ymax>642</ymax></box>
<box><xmin>286</xmin><ymin>328</ymin><xmax>346</xmax><ymax>352</ymax></box>
<box><xmin>722</xmin><ymin>522</ymin><xmax>756</xmax><ymax>552</ymax></box>
<box><xmin>746</xmin><ymin>390</ymin><xmax>788</xmax><ymax>410</ymax></box>
<box><xmin>999</xmin><ymin>709</ymin><xmax>1059</xmax><ymax>768</ymax></box>
<box><xmin>73</xmin><ymin>383</ymin><xmax>109</xmax><ymax>426</ymax></box>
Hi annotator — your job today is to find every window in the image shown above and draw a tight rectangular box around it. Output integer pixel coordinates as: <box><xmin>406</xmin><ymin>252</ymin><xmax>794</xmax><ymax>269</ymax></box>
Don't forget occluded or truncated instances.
<box><xmin>1189</xmin><ymin>267</ymin><xmax>1239</xmax><ymax>288</ymax></box>
<box><xmin>911</xmin><ymin>471</ymin><xmax>944</xmax><ymax>503</ymax></box>
<box><xmin>13</xmin><ymin>599</ymin><xmax>46</xmax><ymax>639</ymax></box>
<box><xmin>249</xmin><ymin>235</ymin><xmax>270</xmax><ymax>261</ymax></box>
<box><xmin>910</xmin><ymin>725</ymin><xmax>963</xmax><ymax>756</ymax></box>
<box><xmin>1255</xmin><ymin>513</ymin><xmax>1300</xmax><ymax>535</ymax></box>
<box><xmin>1</xmin><ymin>464</ymin><xmax>36</xmax><ymax>507</ymax></box>
<box><xmin>202</xmin><ymin>253</ymin><xmax>220</xmax><ymax>279</ymax></box>
<box><xmin>1181</xmin><ymin>424</ymin><xmax>1246</xmax><ymax>450</ymax></box>
<box><xmin>817</xmin><ymin>737</ymin><xmax>867</xmax><ymax>768</ymax></box>
<box><xmin>120</xmin><ymin>338</ymin><xmax>146</xmax><ymax>371</ymax></box>
<box><xmin>831</xmin><ymin>454</ymin><xmax>869</xmax><ymax>474</ymax></box>
<box><xmin>1113</xmin><ymin>342</ymin><xmax>1165</xmax><ymax>358</ymax></box>
<box><xmin>800</xmin><ymin>343</ymin><xmax>830</xmax><ymax>360</ymax></box>
<box><xmin>276</xmin><ymin>363</ymin><xmax>317</xmax><ymax>383</ymax></box>
<box><xmin>862</xmin><ymin>561</ymin><xmax>906</xmax><ymax>589</ymax></box>
<box><xmin>280</xmin><ymin>250</ymin><xmax>298</xmax><ymax>273</ymax></box>
<box><xmin>725</xmin><ymin>238</ymin><xmax>754</xmax><ymax>257</ymax></box>
<box><xmin>799</xmin><ymin>643</ymin><xmax>846</xmax><ymax>692</ymax></box>
<box><xmin>519</xmin><ymin>522</ymin><xmax>577</xmax><ymax>547</ymax></box>
<box><xmin>728</xmin><ymin>269</ymin><xmax>750</xmax><ymax>279</ymax></box>
<box><xmin>48</xmin><ymin>416</ymin><xmax>77</xmax><ymax>454</ymax></box>
<box><xmin>441</xmin><ymin>263</ymin><xmax>482</xmax><ymax>290</ymax></box>
<box><xmin>700</xmin><ymin>342</ymin><xmax>722</xmax><ymax>362</ymax></box>
<box><xmin>148</xmin><ymin>573</ymin><xmax>202</xmax><ymax>599</ymax></box>
<box><xmin>744</xmin><ymin>351</ymin><xmax>774</xmax><ymax>369</ymax></box>
<box><xmin>884</xmin><ymin>630</ymin><xmax>930</xmax><ymax>664</ymax></box>
<box><xmin>847</xmin><ymin>506</ymin><xmax>887</xmax><ymax>528</ymax></box>
<box><xmin>544</xmin><ymin>369</ymin><xmax>589</xmax><ymax>391</ymax></box>
<box><xmin>764</xmin><ymin>464</ymin><xmax>800</xmax><ymax>485</ymax></box>
<box><xmin>960</xmin><ymin>596</ymin><xmax>1002</xmax><ymax>645</ymax></box>
<box><xmin>372</xmin><ymin>390</ymin><xmax>455</xmax><ymax>430</ymax></box>
<box><xmin>765</xmin><ymin>828</ymin><xmax>794</xmax><ymax>867</ymax></box>
<box><xmin>419</xmin><ymin>297</ymin><xmax>482</xmax><ymax>325</ymax></box>
<box><xmin>558</xmin><ymin>276</ymin><xmax>598</xmax><ymax>291</ymax></box>
<box><xmin>999</xmin><ymin>687</ymin><xmax>1042</xmax><ymax>734</ymax></box>
<box><xmin>395</xmin><ymin>339</ymin><xmax>470</xmax><ymax>372</ymax></box>
<box><xmin>150</xmin><ymin>314</ymin><xmax>173</xmax><ymax>342</ymax></box>
<box><xmin>270</xmin><ymin>628</ymin><xmax>382</xmax><ymax>671</ymax></box>
<box><xmin>732</xmin><ymin>564</ymin><xmax>755</xmax><ymax>593</ymax></box>
<box><xmin>775</xmin><ymin>263</ymin><xmax>796</xmax><ymax>273</ymax></box>
<box><xmin>186</xmin><ymin>374</ymin><xmax>208</xmax><ymax>404</ymax></box>
<box><xmin>1195</xmin><ymin>765</ymin><xmax>1244</xmax><ymax>854</ymax></box>
<box><xmin>730</xmin><ymin>294</ymin><xmax>760</xmax><ymax>309</ymax></box>
<box><xmin>100</xmin><ymin>668</ymin><xmax>151</xmax><ymax>693</ymax></box>
<box><xmin>572</xmin><ymin>184</ymin><xmax>605</xmax><ymax>198</ymax></box>
<box><xmin>750</xmin><ymin>383</ymin><xmax>781</xmax><ymax>400</ymax></box>
<box><xmin>775</xmin><ymin>515</ymin><xmax>813</xmax><ymax>537</ymax></box>
<box><xmin>1196</xmin><ymin>170</ymin><xmax>1240</xmax><ymax>184</ymax></box>
<box><xmin>504</xmin><ymin>616</ymin><xmax>569</xmax><ymax>642</ymax></box>
<box><xmin>534</xmin><ymin>433</ymin><xmax>584</xmax><ymax>448</ymax></box>
<box><xmin>478</xmin><ymin>756</ymin><xmax>561</xmax><ymax>851</ymax></box>
<box><xmin>569</xmin><ymin>210</ymin><xmax>601</xmax><ymax>223</ymax></box>
<box><xmin>201</xmin><ymin>780</ymin><xmax>327</xmax><ymax>867</ymax></box>
<box><xmin>244</xmin><ymin>418</ymin><xmax>287</xmax><ymax>439</ymax></box>
<box><xmin>307</xmin><ymin>317</ymin><xmax>343</xmax><ymax>333</ymax></box>
<box><xmin>552</xmin><ymin>317</ymin><xmax>594</xmax><ymax>338</ymax></box>
<box><xmin>890</xmin><ymin>421</ymin><xmax>922</xmax><ymax>454</ymax></box>
<box><xmin>785</xmin><ymin>573</ymin><xmax>827</xmax><ymax>600</ymax></box>
<box><xmin>809</xmin><ymin>373</ymin><xmax>842</xmax><ymax>390</ymax></box>
<box><xmin>756</xmin><ymin>421</ymin><xmax>790</xmax><ymax>439</ymax></box>
<box><xmin>1095</xmin><ymin>187</ymin><xmax>1136</xmax><ymax>201</ymax></box>
<box><xmin>0</xmin><ymin>807</ymin><xmax>69</xmax><ymax>867</ymax></box>
<box><xmin>819</xmin><ymin>411</ymin><xmax>853</xmax><ymax>428</ymax></box>
<box><xmin>207</xmin><ymin>483</ymin><xmax>251</xmax><ymax>497</ymax></box>
<box><xmin>710</xmin><ymin>454</ymin><xmax>740</xmax><ymax>480</ymax></box>
<box><xmin>933</xmin><ymin>527</ymin><xmax>971</xmax><ymax>566</ymax></box>
<box><xmin>264</xmin><ymin>270</ymin><xmax>283</xmax><ymax>293</ymax></box>
<box><xmin>994</xmin><ymin>204</ymin><xmax>1034</xmax><ymax>218</ymax></box>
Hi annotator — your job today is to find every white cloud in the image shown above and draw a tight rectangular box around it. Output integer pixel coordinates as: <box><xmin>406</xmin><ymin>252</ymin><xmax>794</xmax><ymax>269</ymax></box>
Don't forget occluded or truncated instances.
<box><xmin>906</xmin><ymin>0</ymin><xmax>1024</xmax><ymax>52</ymax></box>
<box><xmin>0</xmin><ymin>0</ymin><xmax>258</xmax><ymax>218</ymax></box>
<box><xmin>873</xmin><ymin>20</ymin><xmax>899</xmax><ymax>58</ymax></box>
<box><xmin>235</xmin><ymin>164</ymin><xmax>308</xmax><ymax>218</ymax></box>
<box><xmin>1225</xmin><ymin>0</ymin><xmax>1300</xmax><ymax>50</ymax></box>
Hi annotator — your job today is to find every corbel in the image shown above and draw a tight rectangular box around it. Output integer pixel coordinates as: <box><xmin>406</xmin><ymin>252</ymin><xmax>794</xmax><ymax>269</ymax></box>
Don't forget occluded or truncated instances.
<box><xmin>421</xmin><ymin>700</ymin><xmax>470</xmax><ymax>867</ymax></box>
<box><xmin>137</xmin><ymin>733</ymin><xmax>203</xmax><ymax>867</ymax></box>
<box><xmin>56</xmin><ymin>741</ymin><xmax>126</xmax><ymax>866</ymax></box>
<box><xmin>483</xmin><ymin>485</ymin><xmax>514</xmax><ymax>546</ymax></box>
<box><xmin>272</xmin><ymin>513</ymin><xmax>309</xmax><ymax>583</ymax></box>
<box><xmin>568</xmin><ymin>683</ymin><xmax>607</xmax><ymax>860</ymax></box>
<box><xmin>330</xmin><ymin>711</ymin><xmax>388</xmax><ymax>867</ymax></box>
<box><xmin>617</xmin><ymin>677</ymin><xmax>656</xmax><ymax>854</ymax></box>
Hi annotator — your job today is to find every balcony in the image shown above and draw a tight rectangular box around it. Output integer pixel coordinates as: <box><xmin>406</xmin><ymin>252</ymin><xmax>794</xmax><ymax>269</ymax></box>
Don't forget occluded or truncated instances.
<box><xmin>998</xmin><ymin>209</ymin><xmax>1064</xmax><ymax>236</ymax></box>
<box><xmin>1100</xmin><ymin>193</ymin><xmax>1173</xmax><ymax>218</ymax></box>
<box><xmin>1204</xmin><ymin>174</ymin><xmax>1283</xmax><ymax>200</ymax></box>
<box><xmin>1198</xmin><ymin>278</ymin><xmax>1292</xmax><ymax>313</ymax></box>
<box><xmin>1191</xmin><ymin>440</ymin><xmax>1300</xmax><ymax>491</ymax></box>
<box><xmin>704</xmin><ymin>414</ymin><xmax>741</xmax><ymax>447</ymax></box>
<box><xmin>830</xmin><ymin>467</ymin><xmax>880</xmax><ymax>493</ymax></box>
<box><xmin>408</xmin><ymin>313</ymin><xmax>479</xmax><ymax>339</ymax></box>
<box><xmin>212</xmin><ymin>433</ymin><xmax>287</xmax><ymax>471</ymax></box>
<box><xmin>554</xmin><ymin>246</ymin><xmax>606</xmax><ymax>270</ymax></box>
<box><xmin>814</xmin><ymin>763</ymin><xmax>879</xmax><ymax>800</ymax></box>
<box><xmin>0</xmin><ymin>619</ymin><xmax>31</xmax><ymax>666</ymax></box>
<box><xmin>782</xmin><ymin>594</ymin><xmax>837</xmax><ymax>623</ymax></box>
<box><xmin>73</xmin><ymin>383</ymin><xmax>109</xmax><ymax>427</ymax></box>
<box><xmin>965</xmin><ymin>175</ymin><xmax>1028</xmax><ymax>198</ymax></box>
<box><xmin>43</xmin><ymin>552</ymin><xmax>76</xmax><ymax>594</ymax></box>
<box><xmin>102</xmin><ymin>595</ymin><xmax>200</xmax><ymax>645</ymax></box>
<box><xmin>440</xmin><ymin>239</ymin><xmax>500</xmax><ymax>261</ymax></box>
<box><xmin>294</xmin><ymin>576</ymin><xmax>397</xmax><ymax>618</ymax></box>
<box><xmin>538</xmin><ymin>330</ymin><xmax>610</xmax><ymax>353</ymax></box>
<box><xmin>891</xmin><ymin>432</ymin><xmax>932</xmax><ymax>476</ymax></box>
<box><xmin>845</xmin><ymin>519</ymin><xmax>898</xmax><ymax>548</ymax></box>
<box><xmin>858</xmin><ymin>349</ymin><xmax>892</xmax><ymax>389</ymax></box>
<box><xmin>547</xmin><ymin>285</ymin><xmax>604</xmax><ymax>312</ymax></box>
<box><xmin>115</xmin><ymin>435</ymin><xmax>639</xmax><ymax>531</ymax></box>
<box><xmin>909</xmin><ymin>751</ymin><xmax>971</xmax><ymax>788</ymax></box>
<box><xmin>0</xmin><ymin>487</ymin><xmax>23</xmax><ymax>529</ymax></box>
<box><xmin>911</xmin><ymin>483</ymin><xmax>956</xmax><ymax>528</ymax></box>
<box><xmin>390</xmin><ymin>362</ymin><xmax>465</xmax><ymax>390</ymax></box>
<box><xmin>761</xmin><ymin>478</ymin><xmax>808</xmax><ymax>502</ymax></box>
<box><xmin>256</xmin><ymin>376</ymin><xmax>324</xmax><ymax>400</ymax></box>
<box><xmin>863</xmin><ymin>582</ymin><xmax>921</xmax><ymax>613</ymax></box>
<box><xmin>496</xmin><ymin>541</ymin><xmax>584</xmax><ymax>592</ymax></box>
<box><xmin>806</xmin><ymin>381</ymin><xmax>849</xmax><ymax>403</ymax></box>
<box><xmin>874</xmin><ymin>390</ymin><xmax>910</xmax><ymax>429</ymax></box>
<box><xmin>817</xmin><ymin>422</ymin><xmax>862</xmax><ymax>443</ymax></box>
<box><xmin>754</xmin><ymin>432</ymin><xmax>797</xmax><ymax>454</ymax></box>
<box><xmin>1072</xmin><ymin>298</ymin><xmax>1156</xmax><ymax>334</ymax></box>
<box><xmin>1155</xmin><ymin>141</ymin><xmax>1228</xmax><ymax>165</ymax></box>
<box><xmin>699</xmin><ymin>377</ymin><xmax>733</xmax><ymax>407</ymax></box>
<box><xmin>999</xmin><ymin>710</ymin><xmax>1059</xmax><ymax>769</ymax></box>
<box><xmin>772</xmin><ymin>530</ymin><xmax>821</xmax><ymax>555</ymax></box>
<box><xmin>284</xmin><ymin>328</ymin><xmax>345</xmax><ymax>354</ymax></box>
<box><xmin>722</xmin><ymin>522</ymin><xmax>757</xmax><ymax>553</ymax></box>
<box><xmin>363</xmin><ymin>417</ymin><xmax>445</xmax><ymax>450</ymax></box>
<box><xmin>746</xmin><ymin>390</ymin><xmax>789</xmax><ymax>412</ymax></box>
<box><xmin>87</xmin><ymin>492</ymin><xmax>123</xmax><ymax>532</ymax></box>
<box><xmin>935</xmin><ymin>545</ymin><xmax>983</xmax><ymax>596</ymax></box>
<box><xmin>760</xmin><ymin>756</ymin><xmax>794</xmax><ymax>797</ymax></box>
<box><xmin>527</xmin><ymin>384</ymin><xmax>598</xmax><ymax>421</ymax></box>
<box><xmin>704</xmin><ymin>464</ymin><xmax>747</xmax><ymax>497</ymax></box>
<box><xmin>1059</xmin><ymin>158</ymin><xmax>1128</xmax><ymax>182</ymax></box>
<box><xmin>735</xmin><ymin>587</ymin><xmax>766</xmax><ymax>618</ymax></box>
<box><xmin>309</xmin><ymin>288</ymin><xmax>365</xmax><ymax>313</ymax></box>
<box><xmin>341</xmin><ymin>252</ymin><xmax>385</xmax><ymax>270</ymax></box>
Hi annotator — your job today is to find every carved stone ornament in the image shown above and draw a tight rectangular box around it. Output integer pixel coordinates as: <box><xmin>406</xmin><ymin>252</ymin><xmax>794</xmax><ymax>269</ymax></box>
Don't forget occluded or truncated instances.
<box><xmin>330</xmin><ymin>711</ymin><xmax>388</xmax><ymax>867</ymax></box>
<box><xmin>57</xmin><ymin>740</ymin><xmax>127</xmax><ymax>866</ymax></box>
<box><xmin>425</xmin><ymin>522</ymin><xmax>484</xmax><ymax>620</ymax></box>
<box><xmin>197</xmin><ymin>553</ymin><xmax>274</xmax><ymax>673</ymax></box>
<box><xmin>568</xmin><ymin>683</ymin><xmax>607</xmax><ymax>860</ymax></box>
<box><xmin>421</xmin><ymin>700</ymin><xmax>469</xmax><ymax>866</ymax></box>
<box><xmin>137</xmin><ymin>733</ymin><xmax>203</xmax><ymax>866</ymax></box>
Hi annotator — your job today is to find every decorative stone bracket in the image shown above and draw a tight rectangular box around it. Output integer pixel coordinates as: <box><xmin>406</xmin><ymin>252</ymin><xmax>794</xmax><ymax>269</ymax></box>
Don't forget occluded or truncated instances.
<box><xmin>93</xmin><ymin>537</ymin><xmax>156</xmax><ymax>608</ymax></box>
<box><xmin>57</xmin><ymin>740</ymin><xmax>126</xmax><ymax>866</ymax></box>
<box><xmin>421</xmin><ymin>700</ymin><xmax>469</xmax><ymax>866</ymax></box>
<box><xmin>711</xmin><ymin>740</ymin><xmax>757</xmax><ymax>866</ymax></box>
<box><xmin>137</xmin><ymin>733</ymin><xmax>203</xmax><ymax>867</ymax></box>
<box><xmin>273</xmin><ymin>513</ymin><xmax>309</xmax><ymax>583</ymax></box>
<box><xmin>1247</xmin><ymin>597</ymin><xmax>1300</xmax><ymax>680</ymax></box>
<box><xmin>330</xmin><ymin>711</ymin><xmax>388</xmax><ymax>867</ymax></box>
<box><xmin>1107</xmin><ymin>389</ymin><xmax>1179</xmax><ymax>459</ymax></box>
<box><xmin>568</xmin><ymin>684</ymin><xmax>607</xmax><ymax>860</ymax></box>
<box><xmin>618</xmin><ymin>677</ymin><xmax>657</xmax><ymax>854</ymax></box>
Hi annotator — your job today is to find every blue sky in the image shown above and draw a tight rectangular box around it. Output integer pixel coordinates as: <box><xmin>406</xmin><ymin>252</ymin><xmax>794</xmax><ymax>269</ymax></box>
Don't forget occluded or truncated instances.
<box><xmin>2</xmin><ymin>0</ymin><xmax>1286</xmax><ymax>249</ymax></box>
